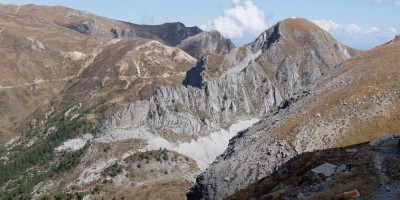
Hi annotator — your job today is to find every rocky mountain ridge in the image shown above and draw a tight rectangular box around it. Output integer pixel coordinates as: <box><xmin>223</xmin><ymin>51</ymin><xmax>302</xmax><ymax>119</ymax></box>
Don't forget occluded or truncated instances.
<box><xmin>97</xmin><ymin>18</ymin><xmax>355</xmax><ymax>144</ymax></box>
<box><xmin>187</xmin><ymin>33</ymin><xmax>400</xmax><ymax>199</ymax></box>
<box><xmin>83</xmin><ymin>18</ymin><xmax>358</xmax><ymax>199</ymax></box>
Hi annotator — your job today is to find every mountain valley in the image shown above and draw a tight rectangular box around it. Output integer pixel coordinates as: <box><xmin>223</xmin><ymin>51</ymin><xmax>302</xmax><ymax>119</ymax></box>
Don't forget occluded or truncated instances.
<box><xmin>0</xmin><ymin>3</ymin><xmax>399</xmax><ymax>200</ymax></box>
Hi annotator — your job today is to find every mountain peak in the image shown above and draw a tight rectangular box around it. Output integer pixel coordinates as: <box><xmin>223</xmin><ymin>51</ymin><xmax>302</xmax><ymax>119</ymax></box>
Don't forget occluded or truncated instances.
<box><xmin>178</xmin><ymin>30</ymin><xmax>235</xmax><ymax>59</ymax></box>
<box><xmin>280</xmin><ymin>17</ymin><xmax>322</xmax><ymax>30</ymax></box>
<box><xmin>251</xmin><ymin>17</ymin><xmax>357</xmax><ymax>64</ymax></box>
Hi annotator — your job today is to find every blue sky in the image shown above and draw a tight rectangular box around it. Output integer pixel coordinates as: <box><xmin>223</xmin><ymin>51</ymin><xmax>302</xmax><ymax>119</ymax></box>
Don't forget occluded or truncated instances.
<box><xmin>1</xmin><ymin>0</ymin><xmax>399</xmax><ymax>50</ymax></box>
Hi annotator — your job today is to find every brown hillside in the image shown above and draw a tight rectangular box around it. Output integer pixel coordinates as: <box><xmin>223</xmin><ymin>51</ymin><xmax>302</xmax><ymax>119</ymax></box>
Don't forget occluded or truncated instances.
<box><xmin>0</xmin><ymin>8</ymin><xmax>102</xmax><ymax>145</ymax></box>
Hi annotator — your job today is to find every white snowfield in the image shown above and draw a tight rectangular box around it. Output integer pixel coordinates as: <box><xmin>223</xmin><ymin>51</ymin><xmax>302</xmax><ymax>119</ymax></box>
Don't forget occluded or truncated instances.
<box><xmin>223</xmin><ymin>50</ymin><xmax>262</xmax><ymax>76</ymax></box>
<box><xmin>96</xmin><ymin>118</ymin><xmax>259</xmax><ymax>171</ymax></box>
<box><xmin>55</xmin><ymin>134</ymin><xmax>93</xmax><ymax>152</ymax></box>
<box><xmin>173</xmin><ymin>118</ymin><xmax>259</xmax><ymax>170</ymax></box>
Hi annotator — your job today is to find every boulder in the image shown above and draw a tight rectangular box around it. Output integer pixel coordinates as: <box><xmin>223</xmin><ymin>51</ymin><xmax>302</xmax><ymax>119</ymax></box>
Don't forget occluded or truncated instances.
<box><xmin>311</xmin><ymin>163</ymin><xmax>337</xmax><ymax>178</ymax></box>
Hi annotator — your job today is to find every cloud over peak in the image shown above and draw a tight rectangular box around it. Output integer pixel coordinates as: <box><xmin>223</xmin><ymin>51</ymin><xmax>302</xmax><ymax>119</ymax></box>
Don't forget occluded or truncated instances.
<box><xmin>314</xmin><ymin>19</ymin><xmax>398</xmax><ymax>42</ymax></box>
<box><xmin>356</xmin><ymin>0</ymin><xmax>400</xmax><ymax>5</ymax></box>
<box><xmin>200</xmin><ymin>0</ymin><xmax>269</xmax><ymax>38</ymax></box>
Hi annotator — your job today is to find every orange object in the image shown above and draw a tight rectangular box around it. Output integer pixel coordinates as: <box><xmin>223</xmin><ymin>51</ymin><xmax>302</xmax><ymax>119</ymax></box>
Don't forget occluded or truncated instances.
<box><xmin>335</xmin><ymin>189</ymin><xmax>360</xmax><ymax>199</ymax></box>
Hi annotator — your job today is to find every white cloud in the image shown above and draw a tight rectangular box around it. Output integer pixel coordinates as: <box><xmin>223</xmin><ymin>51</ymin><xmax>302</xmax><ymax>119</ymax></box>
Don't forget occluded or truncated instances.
<box><xmin>356</xmin><ymin>0</ymin><xmax>400</xmax><ymax>5</ymax></box>
<box><xmin>200</xmin><ymin>0</ymin><xmax>269</xmax><ymax>38</ymax></box>
<box><xmin>313</xmin><ymin>19</ymin><xmax>398</xmax><ymax>41</ymax></box>
<box><xmin>313</xmin><ymin>19</ymin><xmax>341</xmax><ymax>31</ymax></box>
<box><xmin>232</xmin><ymin>0</ymin><xmax>241</xmax><ymax>5</ymax></box>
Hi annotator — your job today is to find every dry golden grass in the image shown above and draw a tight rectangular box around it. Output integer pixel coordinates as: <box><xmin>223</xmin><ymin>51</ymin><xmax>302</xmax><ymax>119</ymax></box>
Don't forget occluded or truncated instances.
<box><xmin>235</xmin><ymin>45</ymin><xmax>249</xmax><ymax>61</ymax></box>
<box><xmin>0</xmin><ymin>7</ymin><xmax>102</xmax><ymax>146</ymax></box>
<box><xmin>104</xmin><ymin>178</ymin><xmax>193</xmax><ymax>200</ymax></box>
<box><xmin>205</xmin><ymin>53</ymin><xmax>230</xmax><ymax>78</ymax></box>
<box><xmin>302</xmin><ymin>151</ymin><xmax>380</xmax><ymax>200</ymax></box>
<box><xmin>271</xmin><ymin>38</ymin><xmax>400</xmax><ymax>145</ymax></box>
<box><xmin>340</xmin><ymin>107</ymin><xmax>400</xmax><ymax>146</ymax></box>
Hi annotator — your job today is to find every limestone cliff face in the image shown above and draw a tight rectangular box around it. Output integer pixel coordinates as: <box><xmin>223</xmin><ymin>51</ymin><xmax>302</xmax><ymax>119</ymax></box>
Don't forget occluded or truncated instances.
<box><xmin>249</xmin><ymin>18</ymin><xmax>352</xmax><ymax>99</ymax></box>
<box><xmin>97</xmin><ymin>60</ymin><xmax>281</xmax><ymax>141</ymax></box>
<box><xmin>178</xmin><ymin>31</ymin><xmax>236</xmax><ymax>60</ymax></box>
<box><xmin>97</xmin><ymin>18</ymin><xmax>353</xmax><ymax>158</ymax></box>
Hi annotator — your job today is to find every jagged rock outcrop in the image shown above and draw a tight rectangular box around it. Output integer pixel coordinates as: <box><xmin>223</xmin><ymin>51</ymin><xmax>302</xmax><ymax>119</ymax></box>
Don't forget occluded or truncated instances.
<box><xmin>178</xmin><ymin>31</ymin><xmax>236</xmax><ymax>60</ymax></box>
<box><xmin>61</xmin><ymin>38</ymin><xmax>197</xmax><ymax>117</ymax></box>
<box><xmin>187</xmin><ymin>21</ymin><xmax>400</xmax><ymax>200</ymax></box>
<box><xmin>97</xmin><ymin>60</ymin><xmax>281</xmax><ymax>140</ymax></box>
<box><xmin>66</xmin><ymin>18</ymin><xmax>106</xmax><ymax>36</ymax></box>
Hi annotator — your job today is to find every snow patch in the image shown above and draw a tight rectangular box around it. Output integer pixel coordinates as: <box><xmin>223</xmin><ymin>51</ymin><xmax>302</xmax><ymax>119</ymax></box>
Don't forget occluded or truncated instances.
<box><xmin>107</xmin><ymin>39</ymin><xmax>122</xmax><ymax>45</ymax></box>
<box><xmin>96</xmin><ymin>126</ymin><xmax>174</xmax><ymax>149</ymax></box>
<box><xmin>33</xmin><ymin>78</ymin><xmax>45</xmax><ymax>84</ymax></box>
<box><xmin>36</xmin><ymin>41</ymin><xmax>45</xmax><ymax>49</ymax></box>
<box><xmin>172</xmin><ymin>118</ymin><xmax>259</xmax><ymax>170</ymax></box>
<box><xmin>78</xmin><ymin>158</ymin><xmax>117</xmax><ymax>184</ymax></box>
<box><xmin>64</xmin><ymin>51</ymin><xmax>87</xmax><ymax>61</ymax></box>
<box><xmin>96</xmin><ymin>118</ymin><xmax>259</xmax><ymax>171</ymax></box>
<box><xmin>55</xmin><ymin>134</ymin><xmax>93</xmax><ymax>152</ymax></box>
<box><xmin>27</xmin><ymin>37</ymin><xmax>45</xmax><ymax>50</ymax></box>
<box><xmin>64</xmin><ymin>103</ymin><xmax>82</xmax><ymax>119</ymax></box>
<box><xmin>4</xmin><ymin>136</ymin><xmax>20</xmax><ymax>148</ymax></box>
<box><xmin>223</xmin><ymin>50</ymin><xmax>262</xmax><ymax>76</ymax></box>
<box><xmin>338</xmin><ymin>43</ymin><xmax>351</xmax><ymax>59</ymax></box>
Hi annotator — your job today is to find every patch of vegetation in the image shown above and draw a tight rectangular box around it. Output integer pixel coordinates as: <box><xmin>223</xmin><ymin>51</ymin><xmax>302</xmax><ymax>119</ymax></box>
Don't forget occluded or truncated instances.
<box><xmin>166</xmin><ymin>102</ymin><xmax>209</xmax><ymax>124</ymax></box>
<box><xmin>102</xmin><ymin>162</ymin><xmax>123</xmax><ymax>177</ymax></box>
<box><xmin>167</xmin><ymin>102</ymin><xmax>187</xmax><ymax>113</ymax></box>
<box><xmin>92</xmin><ymin>185</ymin><xmax>101</xmax><ymax>194</ymax></box>
<box><xmin>125</xmin><ymin>148</ymin><xmax>171</xmax><ymax>165</ymax></box>
<box><xmin>52</xmin><ymin>192</ymin><xmax>87</xmax><ymax>200</ymax></box>
<box><xmin>382</xmin><ymin>157</ymin><xmax>400</xmax><ymax>183</ymax></box>
<box><xmin>0</xmin><ymin>119</ymin><xmax>94</xmax><ymax>199</ymax></box>
<box><xmin>102</xmin><ymin>144</ymin><xmax>111</xmax><ymax>153</ymax></box>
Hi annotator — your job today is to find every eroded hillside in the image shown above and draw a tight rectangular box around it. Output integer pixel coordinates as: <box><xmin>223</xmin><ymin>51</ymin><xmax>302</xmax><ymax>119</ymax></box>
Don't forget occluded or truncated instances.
<box><xmin>188</xmin><ymin>33</ymin><xmax>400</xmax><ymax>200</ymax></box>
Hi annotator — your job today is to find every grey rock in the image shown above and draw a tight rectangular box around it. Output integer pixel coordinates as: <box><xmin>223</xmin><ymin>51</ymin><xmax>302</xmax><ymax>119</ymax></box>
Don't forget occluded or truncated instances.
<box><xmin>124</xmin><ymin>22</ymin><xmax>203</xmax><ymax>46</ymax></box>
<box><xmin>178</xmin><ymin>30</ymin><xmax>235</xmax><ymax>60</ymax></box>
<box><xmin>66</xmin><ymin>18</ymin><xmax>105</xmax><ymax>36</ymax></box>
<box><xmin>369</xmin><ymin>133</ymin><xmax>400</xmax><ymax>146</ymax></box>
<box><xmin>111</xmin><ymin>28</ymin><xmax>136</xmax><ymax>38</ymax></box>
<box><xmin>98</xmin><ymin>60</ymin><xmax>282</xmax><ymax>139</ymax></box>
<box><xmin>336</xmin><ymin>164</ymin><xmax>349</xmax><ymax>173</ymax></box>
<box><xmin>345</xmin><ymin>149</ymin><xmax>358</xmax><ymax>153</ymax></box>
<box><xmin>311</xmin><ymin>163</ymin><xmax>337</xmax><ymax>178</ymax></box>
